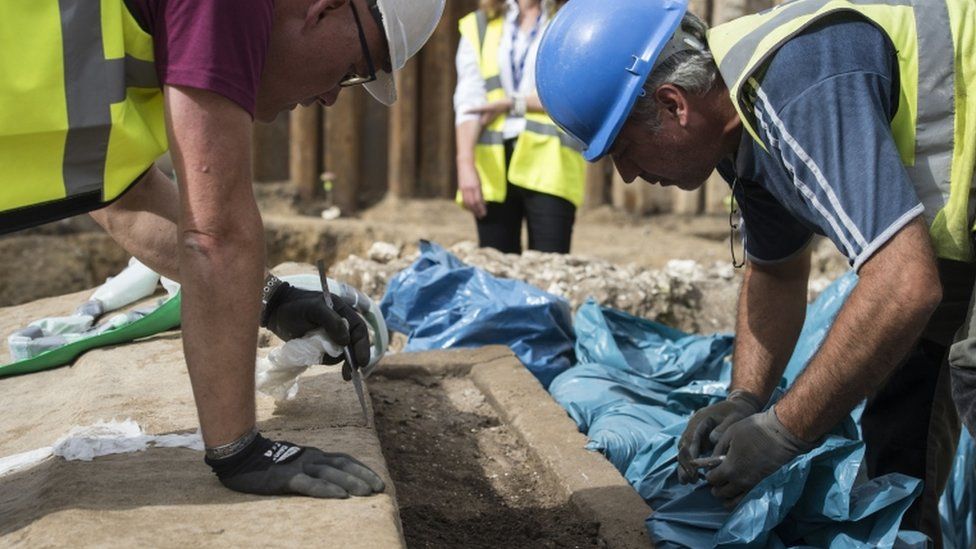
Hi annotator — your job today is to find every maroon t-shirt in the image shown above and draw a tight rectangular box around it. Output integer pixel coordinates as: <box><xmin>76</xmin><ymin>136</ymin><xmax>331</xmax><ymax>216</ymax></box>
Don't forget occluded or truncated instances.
<box><xmin>126</xmin><ymin>0</ymin><xmax>274</xmax><ymax>117</ymax></box>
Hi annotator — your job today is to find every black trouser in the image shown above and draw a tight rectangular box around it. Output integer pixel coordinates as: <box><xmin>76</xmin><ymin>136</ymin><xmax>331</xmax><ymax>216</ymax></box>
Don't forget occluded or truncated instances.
<box><xmin>475</xmin><ymin>139</ymin><xmax>576</xmax><ymax>254</ymax></box>
<box><xmin>861</xmin><ymin>259</ymin><xmax>974</xmax><ymax>547</ymax></box>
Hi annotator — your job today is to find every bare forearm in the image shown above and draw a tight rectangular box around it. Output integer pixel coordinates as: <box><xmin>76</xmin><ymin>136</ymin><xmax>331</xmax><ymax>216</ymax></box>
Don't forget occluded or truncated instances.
<box><xmin>777</xmin><ymin>279</ymin><xmax>932</xmax><ymax>440</ymax></box>
<box><xmin>732</xmin><ymin>254</ymin><xmax>810</xmax><ymax>402</ymax></box>
<box><xmin>777</xmin><ymin>219</ymin><xmax>942</xmax><ymax>441</ymax></box>
<box><xmin>455</xmin><ymin>120</ymin><xmax>480</xmax><ymax>167</ymax></box>
<box><xmin>179</xmin><ymin>208</ymin><xmax>264</xmax><ymax>446</ymax></box>
<box><xmin>165</xmin><ymin>85</ymin><xmax>264</xmax><ymax>447</ymax></box>
<box><xmin>90</xmin><ymin>167</ymin><xmax>181</xmax><ymax>280</ymax></box>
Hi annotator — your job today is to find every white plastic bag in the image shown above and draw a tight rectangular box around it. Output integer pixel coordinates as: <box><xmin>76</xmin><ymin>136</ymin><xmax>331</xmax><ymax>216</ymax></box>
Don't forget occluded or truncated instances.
<box><xmin>90</xmin><ymin>257</ymin><xmax>160</xmax><ymax>311</ymax></box>
<box><xmin>255</xmin><ymin>330</ymin><xmax>344</xmax><ymax>400</ymax></box>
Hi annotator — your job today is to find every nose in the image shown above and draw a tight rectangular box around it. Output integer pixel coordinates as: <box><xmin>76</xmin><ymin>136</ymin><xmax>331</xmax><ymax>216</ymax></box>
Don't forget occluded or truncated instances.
<box><xmin>611</xmin><ymin>154</ymin><xmax>640</xmax><ymax>184</ymax></box>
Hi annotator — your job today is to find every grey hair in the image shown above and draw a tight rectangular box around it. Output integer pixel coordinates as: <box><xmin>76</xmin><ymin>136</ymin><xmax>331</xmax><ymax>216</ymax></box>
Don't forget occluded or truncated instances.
<box><xmin>630</xmin><ymin>13</ymin><xmax>718</xmax><ymax>132</ymax></box>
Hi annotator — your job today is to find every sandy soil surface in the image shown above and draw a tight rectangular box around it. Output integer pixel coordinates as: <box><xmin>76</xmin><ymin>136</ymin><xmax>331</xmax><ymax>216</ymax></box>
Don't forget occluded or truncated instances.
<box><xmin>371</xmin><ymin>375</ymin><xmax>604</xmax><ymax>549</ymax></box>
<box><xmin>0</xmin><ymin>290</ymin><xmax>404</xmax><ymax>548</ymax></box>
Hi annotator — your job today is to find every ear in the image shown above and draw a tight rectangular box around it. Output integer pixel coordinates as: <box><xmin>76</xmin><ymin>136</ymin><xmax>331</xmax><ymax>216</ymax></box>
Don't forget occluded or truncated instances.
<box><xmin>654</xmin><ymin>84</ymin><xmax>690</xmax><ymax>127</ymax></box>
<box><xmin>304</xmin><ymin>0</ymin><xmax>348</xmax><ymax>30</ymax></box>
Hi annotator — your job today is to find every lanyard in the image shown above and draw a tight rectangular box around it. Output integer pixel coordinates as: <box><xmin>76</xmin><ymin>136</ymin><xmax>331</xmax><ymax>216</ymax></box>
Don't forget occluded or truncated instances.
<box><xmin>509</xmin><ymin>12</ymin><xmax>543</xmax><ymax>92</ymax></box>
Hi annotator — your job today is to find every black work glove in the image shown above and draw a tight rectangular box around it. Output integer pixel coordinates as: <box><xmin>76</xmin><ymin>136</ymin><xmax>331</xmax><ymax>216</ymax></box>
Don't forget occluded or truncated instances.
<box><xmin>262</xmin><ymin>283</ymin><xmax>370</xmax><ymax>380</ymax></box>
<box><xmin>676</xmin><ymin>389</ymin><xmax>764</xmax><ymax>483</ymax></box>
<box><xmin>206</xmin><ymin>433</ymin><xmax>385</xmax><ymax>498</ymax></box>
<box><xmin>705</xmin><ymin>407</ymin><xmax>818</xmax><ymax>508</ymax></box>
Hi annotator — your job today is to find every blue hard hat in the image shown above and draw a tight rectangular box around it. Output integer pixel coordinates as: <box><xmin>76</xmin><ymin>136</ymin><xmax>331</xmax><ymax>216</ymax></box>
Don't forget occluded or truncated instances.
<box><xmin>537</xmin><ymin>0</ymin><xmax>689</xmax><ymax>161</ymax></box>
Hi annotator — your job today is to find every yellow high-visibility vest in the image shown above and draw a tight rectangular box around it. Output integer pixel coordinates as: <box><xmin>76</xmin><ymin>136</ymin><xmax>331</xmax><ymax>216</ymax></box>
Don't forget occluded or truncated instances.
<box><xmin>708</xmin><ymin>0</ymin><xmax>976</xmax><ymax>261</ymax></box>
<box><xmin>0</xmin><ymin>0</ymin><xmax>168</xmax><ymax>233</ymax></box>
<box><xmin>457</xmin><ymin>10</ymin><xmax>585</xmax><ymax>207</ymax></box>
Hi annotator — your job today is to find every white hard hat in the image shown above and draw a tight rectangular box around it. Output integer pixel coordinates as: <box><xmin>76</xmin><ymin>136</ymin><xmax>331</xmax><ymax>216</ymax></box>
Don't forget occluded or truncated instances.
<box><xmin>364</xmin><ymin>0</ymin><xmax>446</xmax><ymax>106</ymax></box>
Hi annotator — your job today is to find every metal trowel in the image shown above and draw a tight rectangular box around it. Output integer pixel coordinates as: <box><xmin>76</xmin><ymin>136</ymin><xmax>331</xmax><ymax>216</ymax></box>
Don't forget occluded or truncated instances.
<box><xmin>316</xmin><ymin>260</ymin><xmax>370</xmax><ymax>427</ymax></box>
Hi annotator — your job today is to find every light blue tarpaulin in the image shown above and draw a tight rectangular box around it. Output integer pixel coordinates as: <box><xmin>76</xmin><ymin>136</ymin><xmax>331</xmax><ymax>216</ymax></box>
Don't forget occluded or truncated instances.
<box><xmin>941</xmin><ymin>430</ymin><xmax>975</xmax><ymax>549</ymax></box>
<box><xmin>551</xmin><ymin>272</ymin><xmax>975</xmax><ymax>547</ymax></box>
<box><xmin>380</xmin><ymin>240</ymin><xmax>575</xmax><ymax>387</ymax></box>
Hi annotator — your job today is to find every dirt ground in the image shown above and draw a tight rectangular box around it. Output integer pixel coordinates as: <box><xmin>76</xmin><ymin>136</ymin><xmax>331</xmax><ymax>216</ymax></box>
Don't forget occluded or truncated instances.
<box><xmin>370</xmin><ymin>374</ymin><xmax>604</xmax><ymax>549</ymax></box>
<box><xmin>0</xmin><ymin>187</ymin><xmax>737</xmax><ymax>307</ymax></box>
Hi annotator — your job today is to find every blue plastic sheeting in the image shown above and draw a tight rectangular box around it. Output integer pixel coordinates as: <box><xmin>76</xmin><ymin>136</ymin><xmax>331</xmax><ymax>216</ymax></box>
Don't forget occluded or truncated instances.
<box><xmin>551</xmin><ymin>272</ymin><xmax>973</xmax><ymax>547</ymax></box>
<box><xmin>781</xmin><ymin>273</ymin><xmax>859</xmax><ymax>385</ymax></box>
<box><xmin>380</xmin><ymin>240</ymin><xmax>575</xmax><ymax>387</ymax></box>
<box><xmin>940</xmin><ymin>430</ymin><xmax>975</xmax><ymax>549</ymax></box>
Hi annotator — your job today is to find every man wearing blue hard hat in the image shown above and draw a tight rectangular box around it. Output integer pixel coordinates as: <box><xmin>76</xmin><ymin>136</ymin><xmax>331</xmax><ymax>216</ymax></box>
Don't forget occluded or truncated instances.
<box><xmin>537</xmin><ymin>0</ymin><xmax>976</xmax><ymax>543</ymax></box>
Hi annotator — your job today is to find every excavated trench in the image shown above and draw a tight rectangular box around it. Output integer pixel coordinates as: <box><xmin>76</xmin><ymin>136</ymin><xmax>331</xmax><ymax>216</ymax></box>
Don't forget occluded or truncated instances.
<box><xmin>369</xmin><ymin>373</ymin><xmax>605</xmax><ymax>549</ymax></box>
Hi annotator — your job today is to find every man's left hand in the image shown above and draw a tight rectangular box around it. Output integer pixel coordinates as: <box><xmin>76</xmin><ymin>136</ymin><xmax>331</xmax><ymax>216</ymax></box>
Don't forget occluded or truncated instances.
<box><xmin>705</xmin><ymin>407</ymin><xmax>818</xmax><ymax>508</ymax></box>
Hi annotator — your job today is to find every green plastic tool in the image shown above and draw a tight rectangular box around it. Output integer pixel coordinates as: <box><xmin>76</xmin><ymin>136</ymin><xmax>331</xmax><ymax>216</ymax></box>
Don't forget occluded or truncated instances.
<box><xmin>0</xmin><ymin>293</ymin><xmax>182</xmax><ymax>378</ymax></box>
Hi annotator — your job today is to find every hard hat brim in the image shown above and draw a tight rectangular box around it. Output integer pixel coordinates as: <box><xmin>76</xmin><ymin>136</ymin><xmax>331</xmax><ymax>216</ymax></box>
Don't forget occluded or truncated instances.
<box><xmin>364</xmin><ymin>71</ymin><xmax>397</xmax><ymax>106</ymax></box>
<box><xmin>364</xmin><ymin>0</ymin><xmax>445</xmax><ymax>107</ymax></box>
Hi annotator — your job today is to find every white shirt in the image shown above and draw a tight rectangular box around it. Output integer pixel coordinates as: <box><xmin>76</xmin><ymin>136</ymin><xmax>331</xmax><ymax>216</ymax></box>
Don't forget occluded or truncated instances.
<box><xmin>453</xmin><ymin>1</ymin><xmax>549</xmax><ymax>139</ymax></box>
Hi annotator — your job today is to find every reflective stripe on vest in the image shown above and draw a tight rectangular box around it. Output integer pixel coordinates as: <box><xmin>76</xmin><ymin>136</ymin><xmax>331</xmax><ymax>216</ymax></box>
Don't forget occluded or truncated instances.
<box><xmin>457</xmin><ymin>10</ymin><xmax>585</xmax><ymax>207</ymax></box>
<box><xmin>479</xmin><ymin>120</ymin><xmax>584</xmax><ymax>151</ymax></box>
<box><xmin>0</xmin><ymin>0</ymin><xmax>167</xmax><ymax>229</ymax></box>
<box><xmin>707</xmin><ymin>0</ymin><xmax>976</xmax><ymax>261</ymax></box>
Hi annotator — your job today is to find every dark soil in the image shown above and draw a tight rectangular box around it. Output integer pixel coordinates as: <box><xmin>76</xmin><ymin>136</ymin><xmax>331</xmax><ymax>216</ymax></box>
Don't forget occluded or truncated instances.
<box><xmin>369</xmin><ymin>375</ymin><xmax>606</xmax><ymax>549</ymax></box>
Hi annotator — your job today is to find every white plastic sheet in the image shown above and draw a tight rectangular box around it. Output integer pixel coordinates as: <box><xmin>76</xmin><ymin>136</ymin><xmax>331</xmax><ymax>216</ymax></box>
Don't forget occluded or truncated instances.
<box><xmin>0</xmin><ymin>419</ymin><xmax>202</xmax><ymax>478</ymax></box>
<box><xmin>256</xmin><ymin>330</ymin><xmax>344</xmax><ymax>400</ymax></box>
<box><xmin>6</xmin><ymin>258</ymin><xmax>181</xmax><ymax>361</ymax></box>
<box><xmin>90</xmin><ymin>257</ymin><xmax>161</xmax><ymax>311</ymax></box>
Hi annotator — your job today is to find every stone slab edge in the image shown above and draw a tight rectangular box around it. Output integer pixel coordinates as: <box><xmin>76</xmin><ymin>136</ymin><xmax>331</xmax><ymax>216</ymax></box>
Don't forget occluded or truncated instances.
<box><xmin>470</xmin><ymin>356</ymin><xmax>653</xmax><ymax>549</ymax></box>
<box><xmin>374</xmin><ymin>346</ymin><xmax>515</xmax><ymax>379</ymax></box>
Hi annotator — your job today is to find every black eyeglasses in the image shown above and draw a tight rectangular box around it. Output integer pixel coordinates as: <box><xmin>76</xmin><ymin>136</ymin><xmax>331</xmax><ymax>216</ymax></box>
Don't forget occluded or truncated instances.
<box><xmin>339</xmin><ymin>1</ymin><xmax>378</xmax><ymax>87</ymax></box>
<box><xmin>729</xmin><ymin>177</ymin><xmax>745</xmax><ymax>269</ymax></box>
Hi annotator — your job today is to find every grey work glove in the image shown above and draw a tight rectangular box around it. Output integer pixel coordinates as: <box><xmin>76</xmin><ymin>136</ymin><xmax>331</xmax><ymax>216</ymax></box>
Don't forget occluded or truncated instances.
<box><xmin>206</xmin><ymin>434</ymin><xmax>385</xmax><ymax>498</ymax></box>
<box><xmin>676</xmin><ymin>389</ymin><xmax>764</xmax><ymax>483</ymax></box>
<box><xmin>704</xmin><ymin>407</ymin><xmax>818</xmax><ymax>507</ymax></box>
<box><xmin>262</xmin><ymin>283</ymin><xmax>370</xmax><ymax>380</ymax></box>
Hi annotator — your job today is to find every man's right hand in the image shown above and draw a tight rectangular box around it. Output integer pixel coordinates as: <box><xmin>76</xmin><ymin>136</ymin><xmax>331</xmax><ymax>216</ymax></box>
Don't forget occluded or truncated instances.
<box><xmin>207</xmin><ymin>434</ymin><xmax>386</xmax><ymax>498</ymax></box>
<box><xmin>676</xmin><ymin>389</ymin><xmax>764</xmax><ymax>483</ymax></box>
<box><xmin>263</xmin><ymin>284</ymin><xmax>371</xmax><ymax>378</ymax></box>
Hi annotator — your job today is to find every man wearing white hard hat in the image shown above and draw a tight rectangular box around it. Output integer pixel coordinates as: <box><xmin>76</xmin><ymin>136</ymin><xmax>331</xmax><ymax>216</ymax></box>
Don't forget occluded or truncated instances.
<box><xmin>0</xmin><ymin>0</ymin><xmax>444</xmax><ymax>498</ymax></box>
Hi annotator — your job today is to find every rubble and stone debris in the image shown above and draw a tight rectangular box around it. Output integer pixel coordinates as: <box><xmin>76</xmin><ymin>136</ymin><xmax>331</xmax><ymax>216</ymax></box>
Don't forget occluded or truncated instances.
<box><xmin>332</xmin><ymin>241</ymin><xmax>744</xmax><ymax>333</ymax></box>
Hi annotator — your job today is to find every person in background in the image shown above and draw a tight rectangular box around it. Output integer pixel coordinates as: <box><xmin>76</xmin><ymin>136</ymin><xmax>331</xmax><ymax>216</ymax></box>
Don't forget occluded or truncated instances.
<box><xmin>453</xmin><ymin>0</ymin><xmax>585</xmax><ymax>255</ymax></box>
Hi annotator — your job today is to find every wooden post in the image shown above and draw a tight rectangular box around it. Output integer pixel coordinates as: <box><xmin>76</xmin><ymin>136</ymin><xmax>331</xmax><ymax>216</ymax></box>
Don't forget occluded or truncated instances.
<box><xmin>712</xmin><ymin>0</ymin><xmax>772</xmax><ymax>24</ymax></box>
<box><xmin>418</xmin><ymin>0</ymin><xmax>462</xmax><ymax>198</ymax></box>
<box><xmin>612</xmin><ymin>170</ymin><xmax>679</xmax><ymax>215</ymax></box>
<box><xmin>704</xmin><ymin>172</ymin><xmax>731</xmax><ymax>213</ymax></box>
<box><xmin>611</xmin><ymin>169</ymin><xmax>637</xmax><ymax>213</ymax></box>
<box><xmin>687</xmin><ymin>0</ymin><xmax>713</xmax><ymax>21</ymax></box>
<box><xmin>252</xmin><ymin>114</ymin><xmax>290</xmax><ymax>183</ymax></box>
<box><xmin>584</xmin><ymin>158</ymin><xmax>611</xmax><ymax>208</ymax></box>
<box><xmin>638</xmin><ymin>182</ymin><xmax>674</xmax><ymax>214</ymax></box>
<box><xmin>324</xmin><ymin>88</ymin><xmax>365</xmax><ymax>215</ymax></box>
<box><xmin>672</xmin><ymin>187</ymin><xmax>705</xmax><ymax>214</ymax></box>
<box><xmin>388</xmin><ymin>57</ymin><xmax>419</xmax><ymax>199</ymax></box>
<box><xmin>289</xmin><ymin>105</ymin><xmax>321</xmax><ymax>199</ymax></box>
